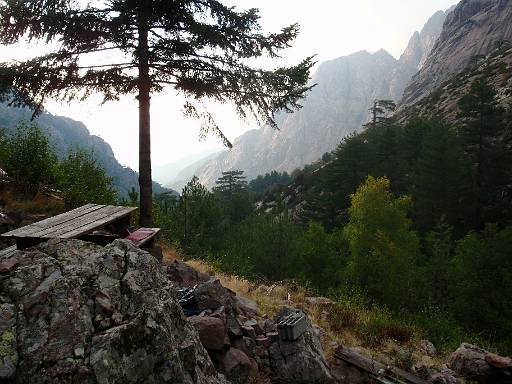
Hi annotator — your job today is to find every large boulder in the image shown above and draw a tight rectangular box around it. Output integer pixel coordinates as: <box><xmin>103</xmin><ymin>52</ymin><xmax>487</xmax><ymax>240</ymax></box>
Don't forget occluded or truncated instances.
<box><xmin>194</xmin><ymin>278</ymin><xmax>237</xmax><ymax>313</ymax></box>
<box><xmin>189</xmin><ymin>316</ymin><xmax>226</xmax><ymax>351</ymax></box>
<box><xmin>0</xmin><ymin>239</ymin><xmax>228</xmax><ymax>384</ymax></box>
<box><xmin>449</xmin><ymin>343</ymin><xmax>511</xmax><ymax>383</ymax></box>
<box><xmin>216</xmin><ymin>347</ymin><xmax>252</xmax><ymax>384</ymax></box>
<box><xmin>166</xmin><ymin>259</ymin><xmax>209</xmax><ymax>288</ymax></box>
<box><xmin>267</xmin><ymin>306</ymin><xmax>334</xmax><ymax>384</ymax></box>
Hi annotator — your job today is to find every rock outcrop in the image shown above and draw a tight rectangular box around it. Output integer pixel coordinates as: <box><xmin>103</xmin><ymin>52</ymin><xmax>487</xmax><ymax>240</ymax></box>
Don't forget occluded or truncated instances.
<box><xmin>165</xmin><ymin>261</ymin><xmax>334</xmax><ymax>384</ymax></box>
<box><xmin>449</xmin><ymin>343</ymin><xmax>512</xmax><ymax>383</ymax></box>
<box><xmin>0</xmin><ymin>239</ymin><xmax>227</xmax><ymax>383</ymax></box>
<box><xmin>401</xmin><ymin>0</ymin><xmax>512</xmax><ymax>108</ymax></box>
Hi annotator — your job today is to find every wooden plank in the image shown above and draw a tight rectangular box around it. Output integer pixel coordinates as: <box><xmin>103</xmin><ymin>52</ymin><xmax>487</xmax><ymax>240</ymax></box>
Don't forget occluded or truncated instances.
<box><xmin>1</xmin><ymin>204</ymin><xmax>104</xmax><ymax>237</ymax></box>
<box><xmin>335</xmin><ymin>346</ymin><xmax>429</xmax><ymax>384</ymax></box>
<box><xmin>0</xmin><ymin>245</ymin><xmax>16</xmax><ymax>258</ymax></box>
<box><xmin>1</xmin><ymin>203</ymin><xmax>97</xmax><ymax>237</ymax></box>
<box><xmin>11</xmin><ymin>204</ymin><xmax>111</xmax><ymax>238</ymax></box>
<box><xmin>31</xmin><ymin>206</ymin><xmax>128</xmax><ymax>238</ymax></box>
<box><xmin>57</xmin><ymin>206</ymin><xmax>137</xmax><ymax>239</ymax></box>
<box><xmin>335</xmin><ymin>346</ymin><xmax>383</xmax><ymax>375</ymax></box>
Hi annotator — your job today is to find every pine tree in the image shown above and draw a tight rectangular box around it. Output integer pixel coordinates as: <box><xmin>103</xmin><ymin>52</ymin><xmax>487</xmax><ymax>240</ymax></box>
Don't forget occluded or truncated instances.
<box><xmin>213</xmin><ymin>170</ymin><xmax>247</xmax><ymax>198</ymax></box>
<box><xmin>0</xmin><ymin>0</ymin><xmax>314</xmax><ymax>225</ymax></box>
<box><xmin>457</xmin><ymin>78</ymin><xmax>510</xmax><ymax>229</ymax></box>
<box><xmin>412</xmin><ymin>120</ymin><xmax>463</xmax><ymax>231</ymax></box>
<box><xmin>364</xmin><ymin>99</ymin><xmax>396</xmax><ymax>129</ymax></box>
<box><xmin>214</xmin><ymin>169</ymin><xmax>252</xmax><ymax>224</ymax></box>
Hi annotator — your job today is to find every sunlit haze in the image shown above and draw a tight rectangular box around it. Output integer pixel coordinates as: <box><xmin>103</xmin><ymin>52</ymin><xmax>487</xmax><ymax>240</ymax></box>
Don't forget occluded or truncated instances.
<box><xmin>1</xmin><ymin>0</ymin><xmax>457</xmax><ymax>170</ymax></box>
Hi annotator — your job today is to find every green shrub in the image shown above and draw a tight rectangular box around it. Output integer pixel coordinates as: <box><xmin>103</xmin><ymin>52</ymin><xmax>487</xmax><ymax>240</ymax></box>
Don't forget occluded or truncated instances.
<box><xmin>0</xmin><ymin>122</ymin><xmax>59</xmax><ymax>197</ymax></box>
<box><xmin>343</xmin><ymin>176</ymin><xmax>421</xmax><ymax>310</ymax></box>
<box><xmin>357</xmin><ymin>308</ymin><xmax>416</xmax><ymax>347</ymax></box>
<box><xmin>59</xmin><ymin>149</ymin><xmax>117</xmax><ymax>208</ymax></box>
<box><xmin>215</xmin><ymin>213</ymin><xmax>302</xmax><ymax>281</ymax></box>
<box><xmin>411</xmin><ymin>305</ymin><xmax>466</xmax><ymax>353</ymax></box>
<box><xmin>298</xmin><ymin>223</ymin><xmax>346</xmax><ymax>293</ymax></box>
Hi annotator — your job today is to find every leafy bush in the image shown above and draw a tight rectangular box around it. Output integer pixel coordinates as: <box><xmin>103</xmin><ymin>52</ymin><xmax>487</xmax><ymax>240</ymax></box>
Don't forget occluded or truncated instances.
<box><xmin>451</xmin><ymin>225</ymin><xmax>512</xmax><ymax>352</ymax></box>
<box><xmin>357</xmin><ymin>308</ymin><xmax>416</xmax><ymax>347</ymax></box>
<box><xmin>298</xmin><ymin>223</ymin><xmax>346</xmax><ymax>293</ymax></box>
<box><xmin>215</xmin><ymin>213</ymin><xmax>302</xmax><ymax>281</ymax></box>
<box><xmin>59</xmin><ymin>149</ymin><xmax>117</xmax><ymax>208</ymax></box>
<box><xmin>343</xmin><ymin>176</ymin><xmax>421</xmax><ymax>310</ymax></box>
<box><xmin>0</xmin><ymin>122</ymin><xmax>59</xmax><ymax>197</ymax></box>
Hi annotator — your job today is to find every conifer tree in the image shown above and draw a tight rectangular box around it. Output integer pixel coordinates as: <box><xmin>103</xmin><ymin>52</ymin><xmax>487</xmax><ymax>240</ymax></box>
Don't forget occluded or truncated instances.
<box><xmin>412</xmin><ymin>120</ymin><xmax>463</xmax><ymax>230</ymax></box>
<box><xmin>214</xmin><ymin>170</ymin><xmax>247</xmax><ymax>198</ymax></box>
<box><xmin>364</xmin><ymin>99</ymin><xmax>396</xmax><ymax>129</ymax></box>
<box><xmin>458</xmin><ymin>78</ymin><xmax>510</xmax><ymax>229</ymax></box>
<box><xmin>0</xmin><ymin>0</ymin><xmax>314</xmax><ymax>225</ymax></box>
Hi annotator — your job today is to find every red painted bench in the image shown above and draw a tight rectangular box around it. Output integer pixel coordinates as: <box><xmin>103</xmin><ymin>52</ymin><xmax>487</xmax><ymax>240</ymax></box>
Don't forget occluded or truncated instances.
<box><xmin>125</xmin><ymin>227</ymin><xmax>160</xmax><ymax>248</ymax></box>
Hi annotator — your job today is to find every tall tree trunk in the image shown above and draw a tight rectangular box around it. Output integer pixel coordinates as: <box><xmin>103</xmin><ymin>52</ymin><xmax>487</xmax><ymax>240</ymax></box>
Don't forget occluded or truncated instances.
<box><xmin>138</xmin><ymin>0</ymin><xmax>153</xmax><ymax>227</ymax></box>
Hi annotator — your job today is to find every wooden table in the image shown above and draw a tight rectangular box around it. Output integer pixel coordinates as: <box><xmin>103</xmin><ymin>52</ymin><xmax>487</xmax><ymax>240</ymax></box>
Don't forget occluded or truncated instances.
<box><xmin>1</xmin><ymin>203</ymin><xmax>137</xmax><ymax>249</ymax></box>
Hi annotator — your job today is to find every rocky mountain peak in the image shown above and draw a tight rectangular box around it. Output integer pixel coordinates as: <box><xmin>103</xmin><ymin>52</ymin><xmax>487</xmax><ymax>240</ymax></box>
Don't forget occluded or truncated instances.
<box><xmin>186</xmin><ymin>7</ymin><xmax>453</xmax><ymax>189</ymax></box>
<box><xmin>401</xmin><ymin>0</ymin><xmax>512</xmax><ymax>107</ymax></box>
<box><xmin>399</xmin><ymin>9</ymin><xmax>450</xmax><ymax>70</ymax></box>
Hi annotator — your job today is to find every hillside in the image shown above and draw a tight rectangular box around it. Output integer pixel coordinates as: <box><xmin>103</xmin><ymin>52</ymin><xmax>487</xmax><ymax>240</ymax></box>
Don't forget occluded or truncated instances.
<box><xmin>193</xmin><ymin>8</ymin><xmax>451</xmax><ymax>188</ymax></box>
<box><xmin>0</xmin><ymin>103</ymin><xmax>170</xmax><ymax>198</ymax></box>
<box><xmin>398</xmin><ymin>45</ymin><xmax>512</xmax><ymax>123</ymax></box>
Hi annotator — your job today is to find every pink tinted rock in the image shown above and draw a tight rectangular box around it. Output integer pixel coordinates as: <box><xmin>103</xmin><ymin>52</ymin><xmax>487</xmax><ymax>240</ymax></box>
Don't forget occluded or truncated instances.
<box><xmin>189</xmin><ymin>315</ymin><xmax>225</xmax><ymax>351</ymax></box>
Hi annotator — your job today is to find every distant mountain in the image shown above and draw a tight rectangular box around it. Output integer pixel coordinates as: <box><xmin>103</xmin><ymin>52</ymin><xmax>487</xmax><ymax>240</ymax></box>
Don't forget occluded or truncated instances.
<box><xmin>195</xmin><ymin>8</ymin><xmax>450</xmax><ymax>188</ymax></box>
<box><xmin>400</xmin><ymin>0</ymin><xmax>512</xmax><ymax>108</ymax></box>
<box><xmin>166</xmin><ymin>149</ymin><xmax>228</xmax><ymax>192</ymax></box>
<box><xmin>152</xmin><ymin>148</ymin><xmax>224</xmax><ymax>186</ymax></box>
<box><xmin>0</xmin><ymin>103</ymin><xmax>171</xmax><ymax>198</ymax></box>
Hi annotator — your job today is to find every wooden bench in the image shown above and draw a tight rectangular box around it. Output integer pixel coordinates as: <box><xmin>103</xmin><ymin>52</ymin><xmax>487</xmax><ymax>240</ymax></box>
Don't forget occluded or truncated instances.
<box><xmin>125</xmin><ymin>227</ymin><xmax>160</xmax><ymax>248</ymax></box>
<box><xmin>1</xmin><ymin>204</ymin><xmax>137</xmax><ymax>249</ymax></box>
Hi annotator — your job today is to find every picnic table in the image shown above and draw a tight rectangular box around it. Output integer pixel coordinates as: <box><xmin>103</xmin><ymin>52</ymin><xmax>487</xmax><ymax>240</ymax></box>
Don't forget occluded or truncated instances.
<box><xmin>1</xmin><ymin>203</ymin><xmax>138</xmax><ymax>250</ymax></box>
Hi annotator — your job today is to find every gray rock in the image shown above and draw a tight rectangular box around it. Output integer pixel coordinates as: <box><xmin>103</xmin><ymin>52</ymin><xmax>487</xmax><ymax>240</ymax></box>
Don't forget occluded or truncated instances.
<box><xmin>401</xmin><ymin>0</ymin><xmax>512</xmax><ymax>108</ymax></box>
<box><xmin>0</xmin><ymin>239</ymin><xmax>227</xmax><ymax>383</ymax></box>
<box><xmin>430</xmin><ymin>365</ymin><xmax>459</xmax><ymax>384</ymax></box>
<box><xmin>446</xmin><ymin>342</ymin><xmax>512</xmax><ymax>383</ymax></box>
<box><xmin>419</xmin><ymin>339</ymin><xmax>437</xmax><ymax>357</ymax></box>
<box><xmin>166</xmin><ymin>259</ymin><xmax>209</xmax><ymax>288</ymax></box>
<box><xmin>241</xmin><ymin>325</ymin><xmax>256</xmax><ymax>340</ymax></box>
<box><xmin>194</xmin><ymin>278</ymin><xmax>236</xmax><ymax>312</ymax></box>
<box><xmin>235</xmin><ymin>295</ymin><xmax>258</xmax><ymax>315</ymax></box>
<box><xmin>269</xmin><ymin>306</ymin><xmax>334</xmax><ymax>384</ymax></box>
<box><xmin>232</xmin><ymin>336</ymin><xmax>256</xmax><ymax>359</ymax></box>
<box><xmin>226</xmin><ymin>314</ymin><xmax>242</xmax><ymax>337</ymax></box>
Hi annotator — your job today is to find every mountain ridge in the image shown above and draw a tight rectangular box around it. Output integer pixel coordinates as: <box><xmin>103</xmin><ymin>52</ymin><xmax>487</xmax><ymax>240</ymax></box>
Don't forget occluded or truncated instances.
<box><xmin>0</xmin><ymin>103</ymin><xmax>171</xmax><ymax>198</ymax></box>
<box><xmin>193</xmin><ymin>7</ymin><xmax>450</xmax><ymax>188</ymax></box>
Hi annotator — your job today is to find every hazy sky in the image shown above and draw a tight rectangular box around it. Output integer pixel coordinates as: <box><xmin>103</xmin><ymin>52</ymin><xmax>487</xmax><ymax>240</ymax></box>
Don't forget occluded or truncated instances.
<box><xmin>3</xmin><ymin>0</ymin><xmax>458</xmax><ymax>169</ymax></box>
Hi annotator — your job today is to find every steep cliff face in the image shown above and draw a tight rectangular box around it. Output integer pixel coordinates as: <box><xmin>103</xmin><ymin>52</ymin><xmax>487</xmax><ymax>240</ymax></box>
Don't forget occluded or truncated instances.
<box><xmin>401</xmin><ymin>0</ymin><xmax>512</xmax><ymax>107</ymax></box>
<box><xmin>398</xmin><ymin>46</ymin><xmax>512</xmax><ymax>123</ymax></box>
<box><xmin>399</xmin><ymin>10</ymin><xmax>450</xmax><ymax>70</ymax></box>
<box><xmin>195</xmin><ymin>9</ymin><xmax>449</xmax><ymax>188</ymax></box>
<box><xmin>197</xmin><ymin>50</ymin><xmax>403</xmax><ymax>187</ymax></box>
